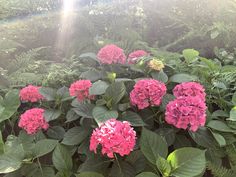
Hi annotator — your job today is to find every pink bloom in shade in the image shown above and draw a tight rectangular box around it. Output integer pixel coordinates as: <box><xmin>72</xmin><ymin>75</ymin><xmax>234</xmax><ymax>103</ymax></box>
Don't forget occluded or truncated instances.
<box><xmin>90</xmin><ymin>119</ymin><xmax>136</xmax><ymax>158</ymax></box>
<box><xmin>165</xmin><ymin>96</ymin><xmax>207</xmax><ymax>132</ymax></box>
<box><xmin>69</xmin><ymin>80</ymin><xmax>95</xmax><ymax>102</ymax></box>
<box><xmin>130</xmin><ymin>79</ymin><xmax>167</xmax><ymax>109</ymax></box>
<box><xmin>18</xmin><ymin>108</ymin><xmax>49</xmax><ymax>135</ymax></box>
<box><xmin>128</xmin><ymin>50</ymin><xmax>148</xmax><ymax>64</ymax></box>
<box><xmin>19</xmin><ymin>85</ymin><xmax>44</xmax><ymax>103</ymax></box>
<box><xmin>97</xmin><ymin>44</ymin><xmax>126</xmax><ymax>64</ymax></box>
<box><xmin>173</xmin><ymin>82</ymin><xmax>206</xmax><ymax>101</ymax></box>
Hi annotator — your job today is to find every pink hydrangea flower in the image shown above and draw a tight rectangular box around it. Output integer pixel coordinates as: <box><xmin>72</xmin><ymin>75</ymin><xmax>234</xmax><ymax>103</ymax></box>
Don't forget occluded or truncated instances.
<box><xmin>165</xmin><ymin>96</ymin><xmax>207</xmax><ymax>132</ymax></box>
<box><xmin>19</xmin><ymin>85</ymin><xmax>44</xmax><ymax>102</ymax></box>
<box><xmin>90</xmin><ymin>119</ymin><xmax>136</xmax><ymax>158</ymax></box>
<box><xmin>128</xmin><ymin>50</ymin><xmax>148</xmax><ymax>64</ymax></box>
<box><xmin>69</xmin><ymin>80</ymin><xmax>94</xmax><ymax>102</ymax></box>
<box><xmin>173</xmin><ymin>82</ymin><xmax>206</xmax><ymax>101</ymax></box>
<box><xmin>130</xmin><ymin>79</ymin><xmax>167</xmax><ymax>109</ymax></box>
<box><xmin>18</xmin><ymin>108</ymin><xmax>49</xmax><ymax>135</ymax></box>
<box><xmin>97</xmin><ymin>44</ymin><xmax>126</xmax><ymax>64</ymax></box>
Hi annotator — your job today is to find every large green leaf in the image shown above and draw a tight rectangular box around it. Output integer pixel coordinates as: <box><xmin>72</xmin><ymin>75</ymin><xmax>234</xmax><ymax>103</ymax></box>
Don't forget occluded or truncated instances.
<box><xmin>207</xmin><ymin>120</ymin><xmax>235</xmax><ymax>133</ymax></box>
<box><xmin>167</xmin><ymin>147</ymin><xmax>206</xmax><ymax>177</ymax></box>
<box><xmin>105</xmin><ymin>82</ymin><xmax>126</xmax><ymax>105</ymax></box>
<box><xmin>44</xmin><ymin>109</ymin><xmax>62</xmax><ymax>122</ymax></box>
<box><xmin>89</xmin><ymin>80</ymin><xmax>109</xmax><ymax>95</ymax></box>
<box><xmin>79</xmin><ymin>155</ymin><xmax>110</xmax><ymax>174</ymax></box>
<box><xmin>62</xmin><ymin>127</ymin><xmax>89</xmax><ymax>146</ymax></box>
<box><xmin>66</xmin><ymin>109</ymin><xmax>80</xmax><ymax>122</ymax></box>
<box><xmin>170</xmin><ymin>74</ymin><xmax>198</xmax><ymax>83</ymax></box>
<box><xmin>77</xmin><ymin>172</ymin><xmax>104</xmax><ymax>177</ymax></box>
<box><xmin>110</xmin><ymin>160</ymin><xmax>136</xmax><ymax>177</ymax></box>
<box><xmin>92</xmin><ymin>106</ymin><xmax>118</xmax><ymax>125</ymax></box>
<box><xmin>140</xmin><ymin>128</ymin><xmax>168</xmax><ymax>164</ymax></box>
<box><xmin>151</xmin><ymin>70</ymin><xmax>168</xmax><ymax>83</ymax></box>
<box><xmin>0</xmin><ymin>155</ymin><xmax>22</xmax><ymax>174</ymax></box>
<box><xmin>80</xmin><ymin>70</ymin><xmax>101</xmax><ymax>81</ymax></box>
<box><xmin>182</xmin><ymin>49</ymin><xmax>199</xmax><ymax>63</ymax></box>
<box><xmin>72</xmin><ymin>100</ymin><xmax>95</xmax><ymax>118</ymax></box>
<box><xmin>46</xmin><ymin>126</ymin><xmax>65</xmax><ymax>140</ymax></box>
<box><xmin>0</xmin><ymin>90</ymin><xmax>20</xmax><ymax>123</ymax></box>
<box><xmin>189</xmin><ymin>127</ymin><xmax>218</xmax><ymax>148</ymax></box>
<box><xmin>121</xmin><ymin>111</ymin><xmax>145</xmax><ymax>127</ymax></box>
<box><xmin>52</xmin><ymin>144</ymin><xmax>72</xmax><ymax>172</ymax></box>
<box><xmin>136</xmin><ymin>172</ymin><xmax>159</xmax><ymax>177</ymax></box>
<box><xmin>33</xmin><ymin>139</ymin><xmax>58</xmax><ymax>158</ymax></box>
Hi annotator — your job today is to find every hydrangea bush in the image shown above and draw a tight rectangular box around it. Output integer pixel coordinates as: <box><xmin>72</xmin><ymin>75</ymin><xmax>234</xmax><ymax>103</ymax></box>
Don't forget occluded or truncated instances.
<box><xmin>1</xmin><ymin>45</ymin><xmax>236</xmax><ymax>177</ymax></box>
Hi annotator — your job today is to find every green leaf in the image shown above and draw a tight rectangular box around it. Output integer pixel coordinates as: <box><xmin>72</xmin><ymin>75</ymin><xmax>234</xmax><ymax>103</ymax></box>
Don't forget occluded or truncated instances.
<box><xmin>212</xmin><ymin>110</ymin><xmax>229</xmax><ymax>118</ymax></box>
<box><xmin>80</xmin><ymin>70</ymin><xmax>101</xmax><ymax>81</ymax></box>
<box><xmin>92</xmin><ymin>106</ymin><xmax>118</xmax><ymax>125</ymax></box>
<box><xmin>156</xmin><ymin>156</ymin><xmax>171</xmax><ymax>177</ymax></box>
<box><xmin>57</xmin><ymin>86</ymin><xmax>71</xmax><ymax>101</ymax></box>
<box><xmin>39</xmin><ymin>87</ymin><xmax>56</xmax><ymax>101</ymax></box>
<box><xmin>33</xmin><ymin>139</ymin><xmax>58</xmax><ymax>158</ymax></box>
<box><xmin>105</xmin><ymin>82</ymin><xmax>126</xmax><ymax>105</ymax></box>
<box><xmin>79</xmin><ymin>52</ymin><xmax>98</xmax><ymax>61</ymax></box>
<box><xmin>167</xmin><ymin>147</ymin><xmax>206</xmax><ymax>177</ymax></box>
<box><xmin>62</xmin><ymin>127</ymin><xmax>89</xmax><ymax>146</ymax></box>
<box><xmin>79</xmin><ymin>155</ymin><xmax>110</xmax><ymax>174</ymax></box>
<box><xmin>66</xmin><ymin>109</ymin><xmax>80</xmax><ymax>122</ymax></box>
<box><xmin>182</xmin><ymin>49</ymin><xmax>199</xmax><ymax>63</ymax></box>
<box><xmin>211</xmin><ymin>132</ymin><xmax>226</xmax><ymax>147</ymax></box>
<box><xmin>228</xmin><ymin>108</ymin><xmax>236</xmax><ymax>121</ymax></box>
<box><xmin>151</xmin><ymin>70</ymin><xmax>168</xmax><ymax>83</ymax></box>
<box><xmin>121</xmin><ymin>111</ymin><xmax>145</xmax><ymax>127</ymax></box>
<box><xmin>140</xmin><ymin>128</ymin><xmax>168</xmax><ymax>164</ymax></box>
<box><xmin>207</xmin><ymin>120</ymin><xmax>235</xmax><ymax>133</ymax></box>
<box><xmin>72</xmin><ymin>100</ymin><xmax>95</xmax><ymax>118</ymax></box>
<box><xmin>77</xmin><ymin>172</ymin><xmax>104</xmax><ymax>177</ymax></box>
<box><xmin>110</xmin><ymin>160</ymin><xmax>136</xmax><ymax>177</ymax></box>
<box><xmin>0</xmin><ymin>90</ymin><xmax>20</xmax><ymax>123</ymax></box>
<box><xmin>189</xmin><ymin>127</ymin><xmax>218</xmax><ymax>148</ymax></box>
<box><xmin>52</xmin><ymin>144</ymin><xmax>72</xmax><ymax>172</ymax></box>
<box><xmin>44</xmin><ymin>109</ymin><xmax>62</xmax><ymax>122</ymax></box>
<box><xmin>136</xmin><ymin>172</ymin><xmax>159</xmax><ymax>177</ymax></box>
<box><xmin>0</xmin><ymin>154</ymin><xmax>22</xmax><ymax>174</ymax></box>
<box><xmin>232</xmin><ymin>92</ymin><xmax>236</xmax><ymax>105</ymax></box>
<box><xmin>170</xmin><ymin>73</ymin><xmax>198</xmax><ymax>83</ymax></box>
<box><xmin>89</xmin><ymin>80</ymin><xmax>109</xmax><ymax>95</ymax></box>
<box><xmin>47</xmin><ymin>126</ymin><xmax>65</xmax><ymax>140</ymax></box>
<box><xmin>4</xmin><ymin>90</ymin><xmax>20</xmax><ymax>108</ymax></box>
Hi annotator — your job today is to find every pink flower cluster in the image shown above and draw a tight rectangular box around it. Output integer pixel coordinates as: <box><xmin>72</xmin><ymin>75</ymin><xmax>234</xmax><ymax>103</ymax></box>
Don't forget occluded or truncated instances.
<box><xmin>165</xmin><ymin>82</ymin><xmax>207</xmax><ymax>132</ymax></box>
<box><xmin>90</xmin><ymin>119</ymin><xmax>136</xmax><ymax>158</ymax></box>
<box><xmin>69</xmin><ymin>80</ymin><xmax>94</xmax><ymax>102</ymax></box>
<box><xmin>97</xmin><ymin>44</ymin><xmax>126</xmax><ymax>64</ymax></box>
<box><xmin>128</xmin><ymin>50</ymin><xmax>148</xmax><ymax>64</ymax></box>
<box><xmin>165</xmin><ymin>96</ymin><xmax>206</xmax><ymax>132</ymax></box>
<box><xmin>19</xmin><ymin>85</ymin><xmax>44</xmax><ymax>103</ymax></box>
<box><xmin>173</xmin><ymin>82</ymin><xmax>206</xmax><ymax>101</ymax></box>
<box><xmin>18</xmin><ymin>108</ymin><xmax>49</xmax><ymax>135</ymax></box>
<box><xmin>130</xmin><ymin>79</ymin><xmax>167</xmax><ymax>109</ymax></box>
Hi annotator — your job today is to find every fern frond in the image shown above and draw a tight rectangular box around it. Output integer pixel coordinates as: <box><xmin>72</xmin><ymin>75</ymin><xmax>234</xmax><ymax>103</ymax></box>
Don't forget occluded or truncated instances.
<box><xmin>207</xmin><ymin>161</ymin><xmax>236</xmax><ymax>177</ymax></box>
